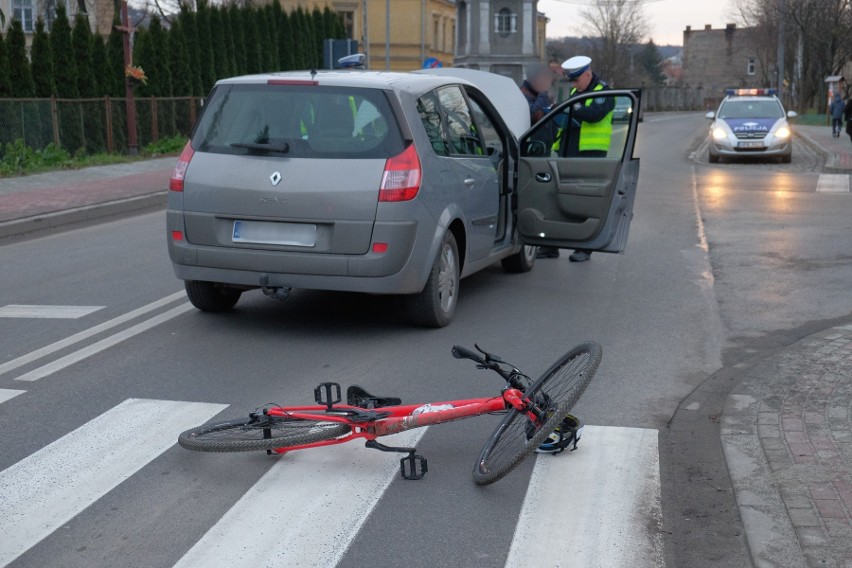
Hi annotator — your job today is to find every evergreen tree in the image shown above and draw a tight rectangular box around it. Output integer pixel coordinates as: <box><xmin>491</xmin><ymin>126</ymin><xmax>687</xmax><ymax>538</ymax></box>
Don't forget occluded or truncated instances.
<box><xmin>210</xmin><ymin>8</ymin><xmax>229</xmax><ymax>81</ymax></box>
<box><xmin>31</xmin><ymin>18</ymin><xmax>54</xmax><ymax>97</ymax></box>
<box><xmin>72</xmin><ymin>13</ymin><xmax>99</xmax><ymax>97</ymax></box>
<box><xmin>0</xmin><ymin>32</ymin><xmax>9</xmax><ymax>98</ymax></box>
<box><xmin>219</xmin><ymin>7</ymin><xmax>237</xmax><ymax>78</ymax></box>
<box><xmin>178</xmin><ymin>5</ymin><xmax>203</xmax><ymax>96</ymax></box>
<box><xmin>260</xmin><ymin>4</ymin><xmax>277</xmax><ymax>71</ymax></box>
<box><xmin>50</xmin><ymin>4</ymin><xmax>83</xmax><ymax>152</ymax></box>
<box><xmin>167</xmin><ymin>20</ymin><xmax>193</xmax><ymax>97</ymax></box>
<box><xmin>638</xmin><ymin>40</ymin><xmax>665</xmax><ymax>86</ymax></box>
<box><xmin>243</xmin><ymin>8</ymin><xmax>262</xmax><ymax>74</ymax></box>
<box><xmin>106</xmin><ymin>18</ymin><xmax>125</xmax><ymax>97</ymax></box>
<box><xmin>228</xmin><ymin>4</ymin><xmax>246</xmax><ymax>76</ymax></box>
<box><xmin>90</xmin><ymin>31</ymin><xmax>109</xmax><ymax>97</ymax></box>
<box><xmin>324</xmin><ymin>6</ymin><xmax>345</xmax><ymax>40</ymax></box>
<box><xmin>196</xmin><ymin>0</ymin><xmax>215</xmax><ymax>93</ymax></box>
<box><xmin>7</xmin><ymin>19</ymin><xmax>34</xmax><ymax>97</ymax></box>
<box><xmin>291</xmin><ymin>7</ymin><xmax>311</xmax><ymax>70</ymax></box>
<box><xmin>147</xmin><ymin>15</ymin><xmax>172</xmax><ymax>96</ymax></box>
<box><xmin>277</xmin><ymin>8</ymin><xmax>294</xmax><ymax>71</ymax></box>
<box><xmin>311</xmin><ymin>7</ymin><xmax>325</xmax><ymax>68</ymax></box>
<box><xmin>50</xmin><ymin>4</ymin><xmax>78</xmax><ymax>98</ymax></box>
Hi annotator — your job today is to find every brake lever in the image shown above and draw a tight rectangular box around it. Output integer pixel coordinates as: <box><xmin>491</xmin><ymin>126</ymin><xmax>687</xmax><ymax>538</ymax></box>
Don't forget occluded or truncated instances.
<box><xmin>475</xmin><ymin>343</ymin><xmax>505</xmax><ymax>364</ymax></box>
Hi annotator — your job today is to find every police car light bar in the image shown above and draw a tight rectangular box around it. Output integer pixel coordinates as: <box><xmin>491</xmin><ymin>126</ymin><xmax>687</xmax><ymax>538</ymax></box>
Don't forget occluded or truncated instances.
<box><xmin>725</xmin><ymin>88</ymin><xmax>777</xmax><ymax>96</ymax></box>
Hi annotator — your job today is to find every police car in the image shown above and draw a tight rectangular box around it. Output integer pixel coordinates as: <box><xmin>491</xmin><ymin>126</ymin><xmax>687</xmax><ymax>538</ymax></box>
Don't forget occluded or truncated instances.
<box><xmin>705</xmin><ymin>89</ymin><xmax>797</xmax><ymax>163</ymax></box>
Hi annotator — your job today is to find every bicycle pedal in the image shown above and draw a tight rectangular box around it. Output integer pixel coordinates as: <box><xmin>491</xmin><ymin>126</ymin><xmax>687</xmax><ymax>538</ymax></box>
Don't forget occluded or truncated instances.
<box><xmin>314</xmin><ymin>382</ymin><xmax>342</xmax><ymax>410</ymax></box>
<box><xmin>400</xmin><ymin>453</ymin><xmax>428</xmax><ymax>480</ymax></box>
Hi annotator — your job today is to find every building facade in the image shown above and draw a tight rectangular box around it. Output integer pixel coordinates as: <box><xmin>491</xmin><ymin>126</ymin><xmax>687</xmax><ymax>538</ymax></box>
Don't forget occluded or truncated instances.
<box><xmin>0</xmin><ymin>0</ymin><xmax>114</xmax><ymax>47</ymax></box>
<box><xmin>453</xmin><ymin>0</ymin><xmax>548</xmax><ymax>84</ymax></box>
<box><xmin>266</xmin><ymin>0</ymin><xmax>456</xmax><ymax>72</ymax></box>
<box><xmin>681</xmin><ymin>23</ymin><xmax>766</xmax><ymax>108</ymax></box>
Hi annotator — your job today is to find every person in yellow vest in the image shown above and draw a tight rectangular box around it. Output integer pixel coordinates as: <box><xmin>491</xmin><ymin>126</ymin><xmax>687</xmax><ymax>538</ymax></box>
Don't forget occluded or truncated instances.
<box><xmin>539</xmin><ymin>55</ymin><xmax>614</xmax><ymax>262</ymax></box>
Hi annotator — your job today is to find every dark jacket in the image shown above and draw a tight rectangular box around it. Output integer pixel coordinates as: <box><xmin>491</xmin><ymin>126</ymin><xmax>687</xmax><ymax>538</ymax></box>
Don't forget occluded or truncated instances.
<box><xmin>830</xmin><ymin>95</ymin><xmax>845</xmax><ymax>120</ymax></box>
<box><xmin>520</xmin><ymin>80</ymin><xmax>553</xmax><ymax>124</ymax></box>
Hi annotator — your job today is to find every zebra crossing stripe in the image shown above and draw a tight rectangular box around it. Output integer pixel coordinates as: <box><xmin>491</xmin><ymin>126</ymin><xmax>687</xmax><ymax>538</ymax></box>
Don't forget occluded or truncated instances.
<box><xmin>0</xmin><ymin>398</ymin><xmax>227</xmax><ymax>568</ymax></box>
<box><xmin>0</xmin><ymin>389</ymin><xmax>25</xmax><ymax>405</ymax></box>
<box><xmin>505</xmin><ymin>426</ymin><xmax>664</xmax><ymax>568</ymax></box>
<box><xmin>173</xmin><ymin>429</ymin><xmax>427</xmax><ymax>568</ymax></box>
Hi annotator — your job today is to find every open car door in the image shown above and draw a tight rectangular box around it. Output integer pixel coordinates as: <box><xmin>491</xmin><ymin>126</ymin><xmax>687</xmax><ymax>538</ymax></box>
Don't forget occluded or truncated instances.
<box><xmin>515</xmin><ymin>89</ymin><xmax>641</xmax><ymax>253</ymax></box>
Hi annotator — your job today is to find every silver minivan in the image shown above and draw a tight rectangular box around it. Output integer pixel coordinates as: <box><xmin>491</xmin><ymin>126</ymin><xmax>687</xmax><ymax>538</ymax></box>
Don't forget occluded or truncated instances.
<box><xmin>167</xmin><ymin>69</ymin><xmax>641</xmax><ymax>326</ymax></box>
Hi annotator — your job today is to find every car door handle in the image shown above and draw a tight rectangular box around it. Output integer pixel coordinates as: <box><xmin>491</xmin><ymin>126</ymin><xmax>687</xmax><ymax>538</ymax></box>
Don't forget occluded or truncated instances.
<box><xmin>464</xmin><ymin>178</ymin><xmax>476</xmax><ymax>186</ymax></box>
<box><xmin>535</xmin><ymin>172</ymin><xmax>552</xmax><ymax>183</ymax></box>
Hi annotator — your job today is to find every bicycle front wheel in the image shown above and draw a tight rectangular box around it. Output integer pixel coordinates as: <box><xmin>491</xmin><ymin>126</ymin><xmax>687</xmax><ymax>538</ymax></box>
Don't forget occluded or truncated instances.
<box><xmin>178</xmin><ymin>413</ymin><xmax>351</xmax><ymax>453</ymax></box>
<box><xmin>472</xmin><ymin>342</ymin><xmax>602</xmax><ymax>485</ymax></box>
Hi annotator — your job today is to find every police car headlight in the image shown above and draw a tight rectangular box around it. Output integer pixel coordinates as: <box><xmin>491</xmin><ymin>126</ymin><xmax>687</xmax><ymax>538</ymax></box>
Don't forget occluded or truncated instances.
<box><xmin>712</xmin><ymin>128</ymin><xmax>728</xmax><ymax>141</ymax></box>
<box><xmin>775</xmin><ymin>127</ymin><xmax>791</xmax><ymax>139</ymax></box>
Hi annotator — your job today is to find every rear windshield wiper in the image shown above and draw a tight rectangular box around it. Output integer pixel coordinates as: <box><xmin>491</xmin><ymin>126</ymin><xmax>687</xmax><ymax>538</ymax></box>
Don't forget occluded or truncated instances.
<box><xmin>230</xmin><ymin>141</ymin><xmax>290</xmax><ymax>154</ymax></box>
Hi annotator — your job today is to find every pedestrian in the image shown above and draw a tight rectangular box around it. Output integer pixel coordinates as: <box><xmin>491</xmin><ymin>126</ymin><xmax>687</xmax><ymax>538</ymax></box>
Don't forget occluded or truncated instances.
<box><xmin>541</xmin><ymin>55</ymin><xmax>615</xmax><ymax>263</ymax></box>
<box><xmin>830</xmin><ymin>92</ymin><xmax>844</xmax><ymax>138</ymax></box>
<box><xmin>521</xmin><ymin>63</ymin><xmax>555</xmax><ymax>125</ymax></box>
<box><xmin>844</xmin><ymin>93</ymin><xmax>852</xmax><ymax>144</ymax></box>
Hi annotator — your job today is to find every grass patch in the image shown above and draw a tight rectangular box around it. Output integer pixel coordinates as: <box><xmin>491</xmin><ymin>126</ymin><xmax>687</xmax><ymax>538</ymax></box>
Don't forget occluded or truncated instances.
<box><xmin>0</xmin><ymin>135</ymin><xmax>187</xmax><ymax>178</ymax></box>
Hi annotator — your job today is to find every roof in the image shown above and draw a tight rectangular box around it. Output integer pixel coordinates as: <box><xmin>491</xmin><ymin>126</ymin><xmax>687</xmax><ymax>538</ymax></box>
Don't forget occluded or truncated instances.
<box><xmin>214</xmin><ymin>70</ymin><xmax>456</xmax><ymax>94</ymax></box>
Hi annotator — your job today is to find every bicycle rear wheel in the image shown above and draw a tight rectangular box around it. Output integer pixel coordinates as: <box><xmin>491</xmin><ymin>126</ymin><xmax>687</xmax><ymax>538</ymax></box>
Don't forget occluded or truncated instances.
<box><xmin>178</xmin><ymin>412</ymin><xmax>351</xmax><ymax>453</ymax></box>
<box><xmin>472</xmin><ymin>342</ymin><xmax>602</xmax><ymax>485</ymax></box>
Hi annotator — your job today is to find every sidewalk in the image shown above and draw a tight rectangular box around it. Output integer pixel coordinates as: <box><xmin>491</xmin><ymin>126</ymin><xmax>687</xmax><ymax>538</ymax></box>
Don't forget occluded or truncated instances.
<box><xmin>796</xmin><ymin>124</ymin><xmax>852</xmax><ymax>171</ymax></box>
<box><xmin>0</xmin><ymin>157</ymin><xmax>175</xmax><ymax>239</ymax></box>
<box><xmin>721</xmin><ymin>326</ymin><xmax>852</xmax><ymax>567</ymax></box>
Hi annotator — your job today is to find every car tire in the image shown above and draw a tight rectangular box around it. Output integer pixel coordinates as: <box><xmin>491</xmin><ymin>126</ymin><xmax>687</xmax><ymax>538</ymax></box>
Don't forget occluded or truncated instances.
<box><xmin>407</xmin><ymin>232</ymin><xmax>460</xmax><ymax>328</ymax></box>
<box><xmin>708</xmin><ymin>152</ymin><xmax>720</xmax><ymax>164</ymax></box>
<box><xmin>501</xmin><ymin>245</ymin><xmax>537</xmax><ymax>273</ymax></box>
<box><xmin>781</xmin><ymin>153</ymin><xmax>792</xmax><ymax>164</ymax></box>
<box><xmin>185</xmin><ymin>280</ymin><xmax>242</xmax><ymax>312</ymax></box>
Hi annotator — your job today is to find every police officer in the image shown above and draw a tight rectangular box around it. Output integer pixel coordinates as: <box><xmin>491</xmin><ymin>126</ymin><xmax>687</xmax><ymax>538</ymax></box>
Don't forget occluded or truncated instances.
<box><xmin>551</xmin><ymin>55</ymin><xmax>615</xmax><ymax>263</ymax></box>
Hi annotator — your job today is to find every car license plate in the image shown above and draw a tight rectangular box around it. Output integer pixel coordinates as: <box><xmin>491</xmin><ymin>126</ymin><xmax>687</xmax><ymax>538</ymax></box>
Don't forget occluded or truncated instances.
<box><xmin>232</xmin><ymin>220</ymin><xmax>316</xmax><ymax>246</ymax></box>
<box><xmin>738</xmin><ymin>141</ymin><xmax>765</xmax><ymax>149</ymax></box>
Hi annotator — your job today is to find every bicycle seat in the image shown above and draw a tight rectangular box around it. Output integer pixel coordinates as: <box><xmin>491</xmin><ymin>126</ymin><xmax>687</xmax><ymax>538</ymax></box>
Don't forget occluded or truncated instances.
<box><xmin>346</xmin><ymin>385</ymin><xmax>402</xmax><ymax>409</ymax></box>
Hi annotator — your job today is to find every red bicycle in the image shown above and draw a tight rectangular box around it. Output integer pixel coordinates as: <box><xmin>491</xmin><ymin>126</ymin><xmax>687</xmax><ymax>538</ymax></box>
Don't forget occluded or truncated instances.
<box><xmin>179</xmin><ymin>342</ymin><xmax>601</xmax><ymax>485</ymax></box>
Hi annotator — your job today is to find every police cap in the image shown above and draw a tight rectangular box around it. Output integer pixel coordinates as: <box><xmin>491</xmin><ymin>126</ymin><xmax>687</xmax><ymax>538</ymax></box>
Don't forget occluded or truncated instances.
<box><xmin>561</xmin><ymin>55</ymin><xmax>592</xmax><ymax>79</ymax></box>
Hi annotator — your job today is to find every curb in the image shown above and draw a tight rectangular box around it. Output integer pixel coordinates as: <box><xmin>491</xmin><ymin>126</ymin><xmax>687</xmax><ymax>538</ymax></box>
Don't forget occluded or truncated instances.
<box><xmin>795</xmin><ymin>130</ymin><xmax>850</xmax><ymax>174</ymax></box>
<box><xmin>720</xmin><ymin>323</ymin><xmax>852</xmax><ymax>567</ymax></box>
<box><xmin>0</xmin><ymin>191</ymin><xmax>167</xmax><ymax>242</ymax></box>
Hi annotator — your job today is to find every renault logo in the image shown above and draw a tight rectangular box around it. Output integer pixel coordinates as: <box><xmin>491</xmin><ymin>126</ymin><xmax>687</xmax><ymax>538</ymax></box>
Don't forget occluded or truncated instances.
<box><xmin>270</xmin><ymin>171</ymin><xmax>282</xmax><ymax>186</ymax></box>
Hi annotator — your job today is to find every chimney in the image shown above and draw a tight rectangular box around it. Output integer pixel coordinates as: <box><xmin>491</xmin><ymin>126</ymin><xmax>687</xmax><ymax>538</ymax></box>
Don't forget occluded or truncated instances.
<box><xmin>705</xmin><ymin>24</ymin><xmax>712</xmax><ymax>30</ymax></box>
<box><xmin>726</xmin><ymin>23</ymin><xmax>736</xmax><ymax>30</ymax></box>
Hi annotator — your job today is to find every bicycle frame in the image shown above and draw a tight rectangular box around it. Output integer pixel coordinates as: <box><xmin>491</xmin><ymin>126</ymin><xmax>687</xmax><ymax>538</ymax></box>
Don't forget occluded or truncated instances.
<box><xmin>263</xmin><ymin>389</ymin><xmax>529</xmax><ymax>455</ymax></box>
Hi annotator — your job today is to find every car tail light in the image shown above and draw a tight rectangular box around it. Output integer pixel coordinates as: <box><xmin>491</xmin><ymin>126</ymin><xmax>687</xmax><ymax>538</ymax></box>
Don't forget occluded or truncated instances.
<box><xmin>170</xmin><ymin>141</ymin><xmax>194</xmax><ymax>192</ymax></box>
<box><xmin>379</xmin><ymin>144</ymin><xmax>421</xmax><ymax>202</ymax></box>
<box><xmin>171</xmin><ymin>231</ymin><xmax>184</xmax><ymax>241</ymax></box>
<box><xmin>372</xmin><ymin>242</ymin><xmax>388</xmax><ymax>253</ymax></box>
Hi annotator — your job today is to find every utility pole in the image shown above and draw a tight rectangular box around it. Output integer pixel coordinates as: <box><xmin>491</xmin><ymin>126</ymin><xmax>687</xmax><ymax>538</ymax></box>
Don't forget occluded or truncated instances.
<box><xmin>117</xmin><ymin>0</ymin><xmax>138</xmax><ymax>154</ymax></box>
<box><xmin>385</xmin><ymin>0</ymin><xmax>390</xmax><ymax>70</ymax></box>
<box><xmin>776</xmin><ymin>0</ymin><xmax>786</xmax><ymax>99</ymax></box>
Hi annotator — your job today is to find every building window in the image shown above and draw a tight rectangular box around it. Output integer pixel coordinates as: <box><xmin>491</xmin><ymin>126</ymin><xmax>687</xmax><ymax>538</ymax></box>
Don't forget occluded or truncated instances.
<box><xmin>434</xmin><ymin>17</ymin><xmax>440</xmax><ymax>49</ymax></box>
<box><xmin>747</xmin><ymin>58</ymin><xmax>756</xmax><ymax>76</ymax></box>
<box><xmin>339</xmin><ymin>11</ymin><xmax>354</xmax><ymax>39</ymax></box>
<box><xmin>495</xmin><ymin>8</ymin><xmax>516</xmax><ymax>34</ymax></box>
<box><xmin>13</xmin><ymin>0</ymin><xmax>35</xmax><ymax>32</ymax></box>
<box><xmin>45</xmin><ymin>0</ymin><xmax>57</xmax><ymax>30</ymax></box>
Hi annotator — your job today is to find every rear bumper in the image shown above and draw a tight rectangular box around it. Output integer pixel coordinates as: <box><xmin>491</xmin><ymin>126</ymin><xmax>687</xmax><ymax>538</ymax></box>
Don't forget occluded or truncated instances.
<box><xmin>167</xmin><ymin>211</ymin><xmax>433</xmax><ymax>294</ymax></box>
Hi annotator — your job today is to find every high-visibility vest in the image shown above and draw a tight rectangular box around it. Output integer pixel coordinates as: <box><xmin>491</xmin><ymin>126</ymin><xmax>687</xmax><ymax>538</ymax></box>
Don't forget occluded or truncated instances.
<box><xmin>570</xmin><ymin>82</ymin><xmax>613</xmax><ymax>153</ymax></box>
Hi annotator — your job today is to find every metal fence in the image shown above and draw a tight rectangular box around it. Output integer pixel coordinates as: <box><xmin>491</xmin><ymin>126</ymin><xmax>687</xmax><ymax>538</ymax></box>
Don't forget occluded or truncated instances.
<box><xmin>0</xmin><ymin>96</ymin><xmax>203</xmax><ymax>155</ymax></box>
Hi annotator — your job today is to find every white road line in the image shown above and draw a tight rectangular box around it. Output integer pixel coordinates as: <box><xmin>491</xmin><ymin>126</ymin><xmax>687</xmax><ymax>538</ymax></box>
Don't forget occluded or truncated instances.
<box><xmin>0</xmin><ymin>305</ymin><xmax>104</xmax><ymax>319</ymax></box>
<box><xmin>0</xmin><ymin>388</ymin><xmax>25</xmax><ymax>405</ymax></box>
<box><xmin>816</xmin><ymin>174</ymin><xmax>850</xmax><ymax>193</ymax></box>
<box><xmin>14</xmin><ymin>303</ymin><xmax>193</xmax><ymax>382</ymax></box>
<box><xmin>506</xmin><ymin>426</ymin><xmax>664</xmax><ymax>568</ymax></box>
<box><xmin>173</xmin><ymin>429</ymin><xmax>427</xmax><ymax>568</ymax></box>
<box><xmin>0</xmin><ymin>398</ymin><xmax>228</xmax><ymax>568</ymax></box>
<box><xmin>0</xmin><ymin>291</ymin><xmax>185</xmax><ymax>378</ymax></box>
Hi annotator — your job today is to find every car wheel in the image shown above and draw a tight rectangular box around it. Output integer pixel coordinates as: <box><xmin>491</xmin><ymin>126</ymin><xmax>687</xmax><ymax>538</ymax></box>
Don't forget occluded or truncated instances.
<box><xmin>185</xmin><ymin>280</ymin><xmax>242</xmax><ymax>312</ymax></box>
<box><xmin>501</xmin><ymin>245</ymin><xmax>537</xmax><ymax>273</ymax></box>
<box><xmin>781</xmin><ymin>153</ymin><xmax>792</xmax><ymax>164</ymax></box>
<box><xmin>708</xmin><ymin>152</ymin><xmax>720</xmax><ymax>164</ymax></box>
<box><xmin>407</xmin><ymin>232</ymin><xmax>460</xmax><ymax>328</ymax></box>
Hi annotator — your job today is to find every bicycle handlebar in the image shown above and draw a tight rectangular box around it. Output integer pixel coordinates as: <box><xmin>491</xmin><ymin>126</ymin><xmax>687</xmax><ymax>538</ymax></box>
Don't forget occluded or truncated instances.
<box><xmin>452</xmin><ymin>345</ymin><xmax>483</xmax><ymax>364</ymax></box>
<box><xmin>452</xmin><ymin>344</ymin><xmax>529</xmax><ymax>391</ymax></box>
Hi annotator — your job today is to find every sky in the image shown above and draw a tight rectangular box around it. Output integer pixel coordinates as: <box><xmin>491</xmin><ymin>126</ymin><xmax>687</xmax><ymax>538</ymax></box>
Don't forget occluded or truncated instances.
<box><xmin>539</xmin><ymin>0</ymin><xmax>734</xmax><ymax>46</ymax></box>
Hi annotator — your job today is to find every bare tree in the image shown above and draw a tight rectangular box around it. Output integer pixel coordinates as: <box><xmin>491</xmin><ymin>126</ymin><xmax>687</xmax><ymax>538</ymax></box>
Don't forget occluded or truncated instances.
<box><xmin>577</xmin><ymin>0</ymin><xmax>650</xmax><ymax>85</ymax></box>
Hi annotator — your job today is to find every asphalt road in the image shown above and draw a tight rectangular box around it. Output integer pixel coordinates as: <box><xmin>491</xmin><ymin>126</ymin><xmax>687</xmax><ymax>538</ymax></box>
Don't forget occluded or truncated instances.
<box><xmin>2</xmin><ymin>112</ymin><xmax>852</xmax><ymax>568</ymax></box>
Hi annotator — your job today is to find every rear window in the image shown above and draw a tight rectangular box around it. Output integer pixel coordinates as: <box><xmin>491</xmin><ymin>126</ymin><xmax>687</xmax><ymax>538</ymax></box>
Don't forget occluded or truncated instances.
<box><xmin>192</xmin><ymin>83</ymin><xmax>405</xmax><ymax>159</ymax></box>
<box><xmin>719</xmin><ymin>99</ymin><xmax>784</xmax><ymax>119</ymax></box>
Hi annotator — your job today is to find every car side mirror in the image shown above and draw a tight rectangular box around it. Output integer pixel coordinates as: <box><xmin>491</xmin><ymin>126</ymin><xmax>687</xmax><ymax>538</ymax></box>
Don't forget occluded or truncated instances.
<box><xmin>705</xmin><ymin>111</ymin><xmax>716</xmax><ymax>120</ymax></box>
<box><xmin>787</xmin><ymin>110</ymin><xmax>798</xmax><ymax>119</ymax></box>
<box><xmin>523</xmin><ymin>140</ymin><xmax>548</xmax><ymax>157</ymax></box>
